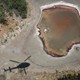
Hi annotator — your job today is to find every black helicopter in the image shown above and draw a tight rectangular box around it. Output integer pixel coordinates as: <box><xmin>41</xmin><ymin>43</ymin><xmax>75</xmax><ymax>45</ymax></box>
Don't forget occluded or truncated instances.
<box><xmin>4</xmin><ymin>56</ymin><xmax>31</xmax><ymax>74</ymax></box>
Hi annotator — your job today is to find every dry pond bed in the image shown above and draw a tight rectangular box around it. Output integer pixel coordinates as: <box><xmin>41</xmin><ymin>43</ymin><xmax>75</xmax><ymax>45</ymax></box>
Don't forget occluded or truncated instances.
<box><xmin>38</xmin><ymin>5</ymin><xmax>80</xmax><ymax>57</ymax></box>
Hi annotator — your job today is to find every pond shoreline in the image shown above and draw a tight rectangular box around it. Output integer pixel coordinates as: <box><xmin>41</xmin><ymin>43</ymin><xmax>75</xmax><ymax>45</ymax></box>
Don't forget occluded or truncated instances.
<box><xmin>37</xmin><ymin>2</ymin><xmax>80</xmax><ymax>57</ymax></box>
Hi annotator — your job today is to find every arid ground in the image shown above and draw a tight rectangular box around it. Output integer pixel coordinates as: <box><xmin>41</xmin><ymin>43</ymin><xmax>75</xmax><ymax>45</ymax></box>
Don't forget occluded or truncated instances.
<box><xmin>0</xmin><ymin>0</ymin><xmax>80</xmax><ymax>80</ymax></box>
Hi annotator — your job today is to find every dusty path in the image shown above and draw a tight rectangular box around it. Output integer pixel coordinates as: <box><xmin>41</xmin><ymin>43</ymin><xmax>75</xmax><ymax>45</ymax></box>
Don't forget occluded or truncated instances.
<box><xmin>0</xmin><ymin>0</ymin><xmax>80</xmax><ymax>75</ymax></box>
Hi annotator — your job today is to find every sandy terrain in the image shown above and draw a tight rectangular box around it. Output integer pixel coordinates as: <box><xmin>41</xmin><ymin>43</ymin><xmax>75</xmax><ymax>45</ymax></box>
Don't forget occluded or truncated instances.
<box><xmin>0</xmin><ymin>0</ymin><xmax>80</xmax><ymax>79</ymax></box>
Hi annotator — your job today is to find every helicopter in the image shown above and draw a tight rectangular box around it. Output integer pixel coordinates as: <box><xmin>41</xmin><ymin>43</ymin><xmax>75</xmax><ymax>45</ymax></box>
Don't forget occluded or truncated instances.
<box><xmin>4</xmin><ymin>56</ymin><xmax>31</xmax><ymax>74</ymax></box>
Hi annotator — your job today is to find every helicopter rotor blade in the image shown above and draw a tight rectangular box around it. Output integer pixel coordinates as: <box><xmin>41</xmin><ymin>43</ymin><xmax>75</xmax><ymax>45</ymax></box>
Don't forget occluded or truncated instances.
<box><xmin>24</xmin><ymin>56</ymin><xmax>31</xmax><ymax>62</ymax></box>
<box><xmin>24</xmin><ymin>68</ymin><xmax>27</xmax><ymax>74</ymax></box>
<box><xmin>10</xmin><ymin>60</ymin><xmax>20</xmax><ymax>63</ymax></box>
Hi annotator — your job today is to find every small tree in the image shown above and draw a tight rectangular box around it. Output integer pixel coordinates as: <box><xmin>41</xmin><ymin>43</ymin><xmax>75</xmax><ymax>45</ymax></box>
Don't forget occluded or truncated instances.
<box><xmin>0</xmin><ymin>4</ymin><xmax>6</xmax><ymax>24</ymax></box>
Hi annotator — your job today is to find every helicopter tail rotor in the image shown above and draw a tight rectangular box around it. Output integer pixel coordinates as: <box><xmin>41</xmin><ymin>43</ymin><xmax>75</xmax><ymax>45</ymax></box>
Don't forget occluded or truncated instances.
<box><xmin>4</xmin><ymin>67</ymin><xmax>12</xmax><ymax>72</ymax></box>
<box><xmin>9</xmin><ymin>67</ymin><xmax>11</xmax><ymax>72</ymax></box>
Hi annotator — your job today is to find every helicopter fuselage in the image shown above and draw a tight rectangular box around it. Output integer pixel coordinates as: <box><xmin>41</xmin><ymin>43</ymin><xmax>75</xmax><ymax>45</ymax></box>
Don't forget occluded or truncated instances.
<box><xmin>16</xmin><ymin>62</ymin><xmax>30</xmax><ymax>68</ymax></box>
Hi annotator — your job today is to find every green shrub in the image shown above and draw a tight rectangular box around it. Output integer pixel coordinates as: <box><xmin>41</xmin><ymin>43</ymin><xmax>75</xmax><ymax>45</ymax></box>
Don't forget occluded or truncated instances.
<box><xmin>0</xmin><ymin>3</ymin><xmax>6</xmax><ymax>23</ymax></box>
<box><xmin>58</xmin><ymin>73</ymin><xmax>80</xmax><ymax>80</ymax></box>
<box><xmin>0</xmin><ymin>0</ymin><xmax>28</xmax><ymax>24</ymax></box>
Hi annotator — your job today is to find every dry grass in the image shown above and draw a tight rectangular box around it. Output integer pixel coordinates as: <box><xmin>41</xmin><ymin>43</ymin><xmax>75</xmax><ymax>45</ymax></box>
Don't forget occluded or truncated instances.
<box><xmin>6</xmin><ymin>70</ymin><xmax>80</xmax><ymax>80</ymax></box>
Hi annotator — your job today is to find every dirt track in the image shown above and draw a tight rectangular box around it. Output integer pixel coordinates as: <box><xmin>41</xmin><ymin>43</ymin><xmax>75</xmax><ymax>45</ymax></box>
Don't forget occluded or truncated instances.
<box><xmin>0</xmin><ymin>0</ymin><xmax>80</xmax><ymax>77</ymax></box>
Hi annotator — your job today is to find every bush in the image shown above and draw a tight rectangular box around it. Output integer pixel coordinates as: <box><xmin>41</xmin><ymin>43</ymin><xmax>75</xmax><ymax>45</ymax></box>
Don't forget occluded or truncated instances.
<box><xmin>0</xmin><ymin>3</ymin><xmax>6</xmax><ymax>24</ymax></box>
<box><xmin>0</xmin><ymin>0</ymin><xmax>28</xmax><ymax>24</ymax></box>
<box><xmin>4</xmin><ymin>0</ymin><xmax>27</xmax><ymax>18</ymax></box>
<box><xmin>58</xmin><ymin>73</ymin><xmax>80</xmax><ymax>80</ymax></box>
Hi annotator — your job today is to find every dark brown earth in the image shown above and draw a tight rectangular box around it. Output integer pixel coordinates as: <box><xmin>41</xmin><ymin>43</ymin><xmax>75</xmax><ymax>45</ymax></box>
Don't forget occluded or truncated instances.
<box><xmin>38</xmin><ymin>5</ymin><xmax>80</xmax><ymax>57</ymax></box>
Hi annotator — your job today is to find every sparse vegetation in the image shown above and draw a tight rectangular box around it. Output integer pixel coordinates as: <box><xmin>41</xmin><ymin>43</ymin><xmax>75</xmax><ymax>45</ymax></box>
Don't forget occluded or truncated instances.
<box><xmin>0</xmin><ymin>0</ymin><xmax>28</xmax><ymax>24</ymax></box>
<box><xmin>0</xmin><ymin>3</ymin><xmax>6</xmax><ymax>24</ymax></box>
<box><xmin>58</xmin><ymin>73</ymin><xmax>80</xmax><ymax>80</ymax></box>
<box><xmin>8</xmin><ymin>71</ymin><xmax>80</xmax><ymax>80</ymax></box>
<box><xmin>8</xmin><ymin>27</ymin><xmax>14</xmax><ymax>32</ymax></box>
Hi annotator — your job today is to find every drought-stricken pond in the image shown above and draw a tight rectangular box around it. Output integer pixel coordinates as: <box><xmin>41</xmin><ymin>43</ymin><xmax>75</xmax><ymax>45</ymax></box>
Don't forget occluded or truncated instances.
<box><xmin>37</xmin><ymin>4</ymin><xmax>80</xmax><ymax>57</ymax></box>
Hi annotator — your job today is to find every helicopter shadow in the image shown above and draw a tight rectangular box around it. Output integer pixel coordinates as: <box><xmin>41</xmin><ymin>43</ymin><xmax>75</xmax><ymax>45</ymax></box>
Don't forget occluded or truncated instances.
<box><xmin>4</xmin><ymin>56</ymin><xmax>31</xmax><ymax>74</ymax></box>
